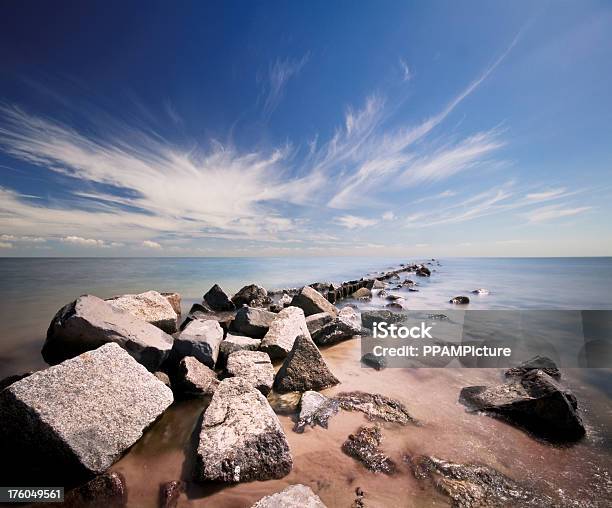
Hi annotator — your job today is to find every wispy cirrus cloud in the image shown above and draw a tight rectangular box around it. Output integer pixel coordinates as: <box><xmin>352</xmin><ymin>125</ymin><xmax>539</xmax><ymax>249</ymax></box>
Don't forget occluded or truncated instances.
<box><xmin>525</xmin><ymin>204</ymin><xmax>591</xmax><ymax>223</ymax></box>
<box><xmin>262</xmin><ymin>54</ymin><xmax>309</xmax><ymax>119</ymax></box>
<box><xmin>334</xmin><ymin>215</ymin><xmax>378</xmax><ymax>229</ymax></box>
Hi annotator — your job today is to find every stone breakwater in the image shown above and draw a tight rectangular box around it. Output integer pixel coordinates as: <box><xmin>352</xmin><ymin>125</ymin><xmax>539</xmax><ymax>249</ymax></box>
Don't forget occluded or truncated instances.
<box><xmin>0</xmin><ymin>259</ymin><xmax>591</xmax><ymax>507</ymax></box>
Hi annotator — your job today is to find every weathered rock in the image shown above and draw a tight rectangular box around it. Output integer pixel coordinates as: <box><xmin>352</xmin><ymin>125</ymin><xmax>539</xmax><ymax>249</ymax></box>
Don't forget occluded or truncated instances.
<box><xmin>195</xmin><ymin>377</ymin><xmax>292</xmax><ymax>483</ymax></box>
<box><xmin>43</xmin><ymin>295</ymin><xmax>174</xmax><ymax>371</ymax></box>
<box><xmin>361</xmin><ymin>310</ymin><xmax>404</xmax><ymax>330</ymax></box>
<box><xmin>450</xmin><ymin>295</ymin><xmax>470</xmax><ymax>304</ymax></box>
<box><xmin>203</xmin><ymin>284</ymin><xmax>235</xmax><ymax>311</ymax></box>
<box><xmin>217</xmin><ymin>333</ymin><xmax>261</xmax><ymax>368</ymax></box>
<box><xmin>352</xmin><ymin>287</ymin><xmax>372</xmax><ymax>299</ymax></box>
<box><xmin>230</xmin><ymin>306</ymin><xmax>276</xmax><ymax>339</ymax></box>
<box><xmin>56</xmin><ymin>472</ymin><xmax>128</xmax><ymax>508</ymax></box>
<box><xmin>311</xmin><ymin>307</ymin><xmax>362</xmax><ymax>346</ymax></box>
<box><xmin>278</xmin><ymin>292</ymin><xmax>293</xmax><ymax>307</ymax></box>
<box><xmin>172</xmin><ymin>319</ymin><xmax>223</xmax><ymax>368</ymax></box>
<box><xmin>107</xmin><ymin>290</ymin><xmax>178</xmax><ymax>333</ymax></box>
<box><xmin>416</xmin><ymin>266</ymin><xmax>431</xmax><ymax>277</ymax></box>
<box><xmin>342</xmin><ymin>426</ymin><xmax>396</xmax><ymax>474</ymax></box>
<box><xmin>471</xmin><ymin>288</ymin><xmax>490</xmax><ymax>295</ymax></box>
<box><xmin>460</xmin><ymin>370</ymin><xmax>585</xmax><ymax>441</ymax></box>
<box><xmin>505</xmin><ymin>356</ymin><xmax>561</xmax><ymax>380</ymax></box>
<box><xmin>306</xmin><ymin>311</ymin><xmax>334</xmax><ymax>336</ymax></box>
<box><xmin>226</xmin><ymin>350</ymin><xmax>274</xmax><ymax>395</ymax></box>
<box><xmin>352</xmin><ymin>487</ymin><xmax>366</xmax><ymax>508</ymax></box>
<box><xmin>274</xmin><ymin>334</ymin><xmax>339</xmax><ymax>393</ymax></box>
<box><xmin>231</xmin><ymin>284</ymin><xmax>271</xmax><ymax>308</ymax></box>
<box><xmin>0</xmin><ymin>371</ymin><xmax>32</xmax><ymax>391</ymax></box>
<box><xmin>385</xmin><ymin>302</ymin><xmax>404</xmax><ymax>310</ymax></box>
<box><xmin>154</xmin><ymin>371</ymin><xmax>171</xmax><ymax>388</ymax></box>
<box><xmin>291</xmin><ymin>286</ymin><xmax>338</xmax><ymax>317</ymax></box>
<box><xmin>161</xmin><ymin>292</ymin><xmax>182</xmax><ymax>315</ymax></box>
<box><xmin>335</xmin><ymin>391</ymin><xmax>416</xmax><ymax>425</ymax></box>
<box><xmin>407</xmin><ymin>455</ymin><xmax>552</xmax><ymax>507</ymax></box>
<box><xmin>159</xmin><ymin>480</ymin><xmax>185</xmax><ymax>508</ymax></box>
<box><xmin>260</xmin><ymin>306</ymin><xmax>311</xmax><ymax>360</ymax></box>
<box><xmin>0</xmin><ymin>343</ymin><xmax>173</xmax><ymax>484</ymax></box>
<box><xmin>294</xmin><ymin>390</ymin><xmax>340</xmax><ymax>433</ymax></box>
<box><xmin>174</xmin><ymin>356</ymin><xmax>218</xmax><ymax>397</ymax></box>
<box><xmin>402</xmin><ymin>279</ymin><xmax>415</xmax><ymax>286</ymax></box>
<box><xmin>360</xmin><ymin>353</ymin><xmax>386</xmax><ymax>370</ymax></box>
<box><xmin>371</xmin><ymin>279</ymin><xmax>385</xmax><ymax>289</ymax></box>
<box><xmin>251</xmin><ymin>484</ymin><xmax>326</xmax><ymax>508</ymax></box>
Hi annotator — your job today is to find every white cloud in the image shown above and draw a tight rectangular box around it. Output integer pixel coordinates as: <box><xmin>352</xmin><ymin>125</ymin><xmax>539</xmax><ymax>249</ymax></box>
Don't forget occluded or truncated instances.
<box><xmin>524</xmin><ymin>188</ymin><xmax>567</xmax><ymax>202</ymax></box>
<box><xmin>526</xmin><ymin>204</ymin><xmax>591</xmax><ymax>223</ymax></box>
<box><xmin>382</xmin><ymin>211</ymin><xmax>396</xmax><ymax>221</ymax></box>
<box><xmin>0</xmin><ymin>234</ymin><xmax>46</xmax><ymax>243</ymax></box>
<box><xmin>142</xmin><ymin>240</ymin><xmax>162</xmax><ymax>249</ymax></box>
<box><xmin>61</xmin><ymin>236</ymin><xmax>108</xmax><ymax>247</ymax></box>
<box><xmin>399</xmin><ymin>58</ymin><xmax>412</xmax><ymax>82</ymax></box>
<box><xmin>334</xmin><ymin>215</ymin><xmax>378</xmax><ymax>229</ymax></box>
<box><xmin>263</xmin><ymin>55</ymin><xmax>309</xmax><ymax>119</ymax></box>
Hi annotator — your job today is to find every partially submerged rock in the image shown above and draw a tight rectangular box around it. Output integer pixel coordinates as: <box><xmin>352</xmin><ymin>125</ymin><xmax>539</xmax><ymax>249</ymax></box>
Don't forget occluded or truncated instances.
<box><xmin>172</xmin><ymin>319</ymin><xmax>223</xmax><ymax>368</ymax></box>
<box><xmin>460</xmin><ymin>369</ymin><xmax>585</xmax><ymax>442</ymax></box>
<box><xmin>352</xmin><ymin>287</ymin><xmax>372</xmax><ymax>299</ymax></box>
<box><xmin>311</xmin><ymin>307</ymin><xmax>362</xmax><ymax>346</ymax></box>
<box><xmin>416</xmin><ymin>266</ymin><xmax>431</xmax><ymax>277</ymax></box>
<box><xmin>342</xmin><ymin>426</ymin><xmax>396</xmax><ymax>475</ymax></box>
<box><xmin>274</xmin><ymin>335</ymin><xmax>340</xmax><ymax>393</ymax></box>
<box><xmin>505</xmin><ymin>356</ymin><xmax>561</xmax><ymax>380</ymax></box>
<box><xmin>335</xmin><ymin>391</ymin><xmax>416</xmax><ymax>425</ymax></box>
<box><xmin>231</xmin><ymin>306</ymin><xmax>276</xmax><ymax>339</ymax></box>
<box><xmin>360</xmin><ymin>353</ymin><xmax>386</xmax><ymax>370</ymax></box>
<box><xmin>43</xmin><ymin>294</ymin><xmax>174</xmax><ymax>371</ymax></box>
<box><xmin>260</xmin><ymin>306</ymin><xmax>311</xmax><ymax>360</ymax></box>
<box><xmin>107</xmin><ymin>290</ymin><xmax>178</xmax><ymax>333</ymax></box>
<box><xmin>361</xmin><ymin>310</ymin><xmax>404</xmax><ymax>330</ymax></box>
<box><xmin>251</xmin><ymin>484</ymin><xmax>326</xmax><ymax>508</ymax></box>
<box><xmin>291</xmin><ymin>286</ymin><xmax>338</xmax><ymax>317</ymax></box>
<box><xmin>231</xmin><ymin>284</ymin><xmax>271</xmax><ymax>308</ymax></box>
<box><xmin>294</xmin><ymin>390</ymin><xmax>340</xmax><ymax>433</ymax></box>
<box><xmin>203</xmin><ymin>284</ymin><xmax>235</xmax><ymax>311</ymax></box>
<box><xmin>174</xmin><ymin>356</ymin><xmax>219</xmax><ymax>397</ymax></box>
<box><xmin>0</xmin><ymin>343</ymin><xmax>173</xmax><ymax>484</ymax></box>
<box><xmin>450</xmin><ymin>295</ymin><xmax>470</xmax><ymax>304</ymax></box>
<box><xmin>58</xmin><ymin>472</ymin><xmax>128</xmax><ymax>508</ymax></box>
<box><xmin>217</xmin><ymin>333</ymin><xmax>261</xmax><ymax>368</ymax></box>
<box><xmin>407</xmin><ymin>455</ymin><xmax>552</xmax><ymax>507</ymax></box>
<box><xmin>159</xmin><ymin>480</ymin><xmax>185</xmax><ymax>508</ymax></box>
<box><xmin>226</xmin><ymin>350</ymin><xmax>274</xmax><ymax>395</ymax></box>
<box><xmin>195</xmin><ymin>377</ymin><xmax>292</xmax><ymax>483</ymax></box>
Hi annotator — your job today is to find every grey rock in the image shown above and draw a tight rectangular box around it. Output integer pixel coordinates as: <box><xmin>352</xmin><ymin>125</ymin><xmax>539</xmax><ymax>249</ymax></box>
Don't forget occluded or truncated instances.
<box><xmin>217</xmin><ymin>333</ymin><xmax>261</xmax><ymax>368</ymax></box>
<box><xmin>371</xmin><ymin>279</ymin><xmax>385</xmax><ymax>289</ymax></box>
<box><xmin>260</xmin><ymin>306</ymin><xmax>311</xmax><ymax>360</ymax></box>
<box><xmin>251</xmin><ymin>484</ymin><xmax>326</xmax><ymax>508</ymax></box>
<box><xmin>273</xmin><ymin>335</ymin><xmax>339</xmax><ymax>393</ymax></box>
<box><xmin>172</xmin><ymin>319</ymin><xmax>223</xmax><ymax>368</ymax></box>
<box><xmin>43</xmin><ymin>295</ymin><xmax>174</xmax><ymax>371</ymax></box>
<box><xmin>505</xmin><ymin>356</ymin><xmax>561</xmax><ymax>380</ymax></box>
<box><xmin>361</xmin><ymin>310</ymin><xmax>404</xmax><ymax>330</ymax></box>
<box><xmin>161</xmin><ymin>292</ymin><xmax>182</xmax><ymax>315</ymax></box>
<box><xmin>342</xmin><ymin>426</ymin><xmax>396</xmax><ymax>475</ymax></box>
<box><xmin>306</xmin><ymin>312</ymin><xmax>334</xmax><ymax>336</ymax></box>
<box><xmin>450</xmin><ymin>295</ymin><xmax>470</xmax><ymax>304</ymax></box>
<box><xmin>335</xmin><ymin>391</ymin><xmax>416</xmax><ymax>425</ymax></box>
<box><xmin>360</xmin><ymin>353</ymin><xmax>386</xmax><ymax>370</ymax></box>
<box><xmin>291</xmin><ymin>286</ymin><xmax>338</xmax><ymax>317</ymax></box>
<box><xmin>174</xmin><ymin>356</ymin><xmax>219</xmax><ymax>397</ymax></box>
<box><xmin>231</xmin><ymin>306</ymin><xmax>276</xmax><ymax>339</ymax></box>
<box><xmin>195</xmin><ymin>377</ymin><xmax>292</xmax><ymax>483</ymax></box>
<box><xmin>0</xmin><ymin>343</ymin><xmax>173</xmax><ymax>484</ymax></box>
<box><xmin>107</xmin><ymin>290</ymin><xmax>178</xmax><ymax>333</ymax></box>
<box><xmin>226</xmin><ymin>350</ymin><xmax>274</xmax><ymax>395</ymax></box>
<box><xmin>203</xmin><ymin>284</ymin><xmax>235</xmax><ymax>311</ymax></box>
<box><xmin>294</xmin><ymin>390</ymin><xmax>340</xmax><ymax>433</ymax></box>
<box><xmin>311</xmin><ymin>307</ymin><xmax>362</xmax><ymax>346</ymax></box>
<box><xmin>352</xmin><ymin>287</ymin><xmax>372</xmax><ymax>299</ymax></box>
<box><xmin>231</xmin><ymin>284</ymin><xmax>271</xmax><ymax>308</ymax></box>
<box><xmin>55</xmin><ymin>472</ymin><xmax>128</xmax><ymax>508</ymax></box>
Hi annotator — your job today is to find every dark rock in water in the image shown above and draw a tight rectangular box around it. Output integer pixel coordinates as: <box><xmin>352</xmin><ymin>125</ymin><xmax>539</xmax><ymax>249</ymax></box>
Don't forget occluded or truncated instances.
<box><xmin>361</xmin><ymin>310</ymin><xmax>404</xmax><ymax>330</ymax></box>
<box><xmin>407</xmin><ymin>455</ymin><xmax>553</xmax><ymax>507</ymax></box>
<box><xmin>159</xmin><ymin>480</ymin><xmax>185</xmax><ymax>508</ymax></box>
<box><xmin>231</xmin><ymin>306</ymin><xmax>276</xmax><ymax>339</ymax></box>
<box><xmin>505</xmin><ymin>356</ymin><xmax>561</xmax><ymax>380</ymax></box>
<box><xmin>251</xmin><ymin>484</ymin><xmax>327</xmax><ymax>508</ymax></box>
<box><xmin>416</xmin><ymin>266</ymin><xmax>431</xmax><ymax>277</ymax></box>
<box><xmin>361</xmin><ymin>353</ymin><xmax>386</xmax><ymax>370</ymax></box>
<box><xmin>154</xmin><ymin>371</ymin><xmax>172</xmax><ymax>388</ymax></box>
<box><xmin>274</xmin><ymin>335</ymin><xmax>340</xmax><ymax>393</ymax></box>
<box><xmin>371</xmin><ymin>279</ymin><xmax>385</xmax><ymax>289</ymax></box>
<box><xmin>450</xmin><ymin>295</ymin><xmax>470</xmax><ymax>304</ymax></box>
<box><xmin>335</xmin><ymin>391</ymin><xmax>416</xmax><ymax>425</ymax></box>
<box><xmin>43</xmin><ymin>294</ymin><xmax>174</xmax><ymax>371</ymax></box>
<box><xmin>342</xmin><ymin>426</ymin><xmax>396</xmax><ymax>475</ymax></box>
<box><xmin>231</xmin><ymin>284</ymin><xmax>272</xmax><ymax>308</ymax></box>
<box><xmin>0</xmin><ymin>343</ymin><xmax>173</xmax><ymax>485</ymax></box>
<box><xmin>311</xmin><ymin>307</ymin><xmax>362</xmax><ymax>346</ymax></box>
<box><xmin>172</xmin><ymin>319</ymin><xmax>224</xmax><ymax>368</ymax></box>
<box><xmin>291</xmin><ymin>285</ymin><xmax>338</xmax><ymax>317</ymax></box>
<box><xmin>217</xmin><ymin>333</ymin><xmax>261</xmax><ymax>368</ymax></box>
<box><xmin>460</xmin><ymin>370</ymin><xmax>585</xmax><ymax>442</ymax></box>
<box><xmin>174</xmin><ymin>356</ymin><xmax>219</xmax><ymax>397</ymax></box>
<box><xmin>471</xmin><ymin>288</ymin><xmax>490</xmax><ymax>295</ymax></box>
<box><xmin>377</xmin><ymin>289</ymin><xmax>388</xmax><ymax>297</ymax></box>
<box><xmin>0</xmin><ymin>371</ymin><xmax>32</xmax><ymax>391</ymax></box>
<box><xmin>385</xmin><ymin>293</ymin><xmax>403</xmax><ymax>301</ymax></box>
<box><xmin>408</xmin><ymin>287</ymin><xmax>419</xmax><ymax>292</ymax></box>
<box><xmin>427</xmin><ymin>313</ymin><xmax>449</xmax><ymax>320</ymax></box>
<box><xmin>385</xmin><ymin>302</ymin><xmax>404</xmax><ymax>310</ymax></box>
<box><xmin>107</xmin><ymin>290</ymin><xmax>178</xmax><ymax>333</ymax></box>
<box><xmin>352</xmin><ymin>487</ymin><xmax>366</xmax><ymax>508</ymax></box>
<box><xmin>226</xmin><ymin>350</ymin><xmax>274</xmax><ymax>395</ymax></box>
<box><xmin>294</xmin><ymin>390</ymin><xmax>340</xmax><ymax>433</ymax></box>
<box><xmin>260</xmin><ymin>306</ymin><xmax>311</xmax><ymax>360</ymax></box>
<box><xmin>203</xmin><ymin>284</ymin><xmax>235</xmax><ymax>311</ymax></box>
<box><xmin>402</xmin><ymin>279</ymin><xmax>415</xmax><ymax>286</ymax></box>
<box><xmin>56</xmin><ymin>472</ymin><xmax>128</xmax><ymax>508</ymax></box>
<box><xmin>352</xmin><ymin>287</ymin><xmax>372</xmax><ymax>299</ymax></box>
<box><xmin>195</xmin><ymin>377</ymin><xmax>293</xmax><ymax>483</ymax></box>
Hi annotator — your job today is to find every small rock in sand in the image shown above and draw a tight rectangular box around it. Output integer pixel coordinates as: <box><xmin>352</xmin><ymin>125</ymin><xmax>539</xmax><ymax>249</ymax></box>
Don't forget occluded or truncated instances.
<box><xmin>335</xmin><ymin>391</ymin><xmax>416</xmax><ymax>425</ymax></box>
<box><xmin>251</xmin><ymin>484</ymin><xmax>326</xmax><ymax>508</ymax></box>
<box><xmin>159</xmin><ymin>480</ymin><xmax>185</xmax><ymax>508</ymax></box>
<box><xmin>342</xmin><ymin>426</ymin><xmax>396</xmax><ymax>475</ymax></box>
<box><xmin>294</xmin><ymin>390</ymin><xmax>340</xmax><ymax>433</ymax></box>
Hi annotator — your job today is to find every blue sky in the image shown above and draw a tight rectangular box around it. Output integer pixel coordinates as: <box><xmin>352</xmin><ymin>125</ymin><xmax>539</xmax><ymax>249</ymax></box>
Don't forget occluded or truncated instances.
<box><xmin>0</xmin><ymin>1</ymin><xmax>611</xmax><ymax>257</ymax></box>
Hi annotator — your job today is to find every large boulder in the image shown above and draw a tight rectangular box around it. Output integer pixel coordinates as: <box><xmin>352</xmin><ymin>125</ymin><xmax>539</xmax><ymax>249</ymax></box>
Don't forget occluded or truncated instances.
<box><xmin>231</xmin><ymin>284</ymin><xmax>271</xmax><ymax>308</ymax></box>
<box><xmin>311</xmin><ymin>307</ymin><xmax>362</xmax><ymax>346</ymax></box>
<box><xmin>161</xmin><ymin>292</ymin><xmax>182</xmax><ymax>315</ymax></box>
<box><xmin>203</xmin><ymin>284</ymin><xmax>235</xmax><ymax>311</ymax></box>
<box><xmin>291</xmin><ymin>286</ymin><xmax>338</xmax><ymax>317</ymax></box>
<box><xmin>230</xmin><ymin>306</ymin><xmax>276</xmax><ymax>339</ymax></box>
<box><xmin>195</xmin><ymin>377</ymin><xmax>293</xmax><ymax>483</ymax></box>
<box><xmin>459</xmin><ymin>369</ymin><xmax>585</xmax><ymax>442</ymax></box>
<box><xmin>226</xmin><ymin>350</ymin><xmax>274</xmax><ymax>395</ymax></box>
<box><xmin>305</xmin><ymin>312</ymin><xmax>334</xmax><ymax>336</ymax></box>
<box><xmin>260</xmin><ymin>306</ymin><xmax>311</xmax><ymax>360</ymax></box>
<box><xmin>173</xmin><ymin>356</ymin><xmax>219</xmax><ymax>397</ymax></box>
<box><xmin>0</xmin><ymin>343</ymin><xmax>173</xmax><ymax>485</ymax></box>
<box><xmin>251</xmin><ymin>484</ymin><xmax>326</xmax><ymax>508</ymax></box>
<box><xmin>43</xmin><ymin>295</ymin><xmax>174</xmax><ymax>371</ymax></box>
<box><xmin>217</xmin><ymin>333</ymin><xmax>262</xmax><ymax>368</ymax></box>
<box><xmin>273</xmin><ymin>335</ymin><xmax>339</xmax><ymax>393</ymax></box>
<box><xmin>171</xmin><ymin>319</ymin><xmax>223</xmax><ymax>368</ymax></box>
<box><xmin>107</xmin><ymin>290</ymin><xmax>178</xmax><ymax>333</ymax></box>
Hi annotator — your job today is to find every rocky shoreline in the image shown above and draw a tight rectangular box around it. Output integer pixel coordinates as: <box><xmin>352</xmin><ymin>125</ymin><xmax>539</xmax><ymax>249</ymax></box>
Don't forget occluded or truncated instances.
<box><xmin>0</xmin><ymin>260</ymin><xmax>594</xmax><ymax>507</ymax></box>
